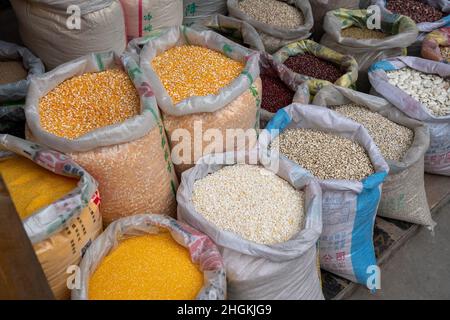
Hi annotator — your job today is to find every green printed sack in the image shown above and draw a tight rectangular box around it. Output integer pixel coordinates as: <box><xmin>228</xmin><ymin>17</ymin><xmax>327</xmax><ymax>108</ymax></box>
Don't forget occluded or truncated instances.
<box><xmin>320</xmin><ymin>9</ymin><xmax>418</xmax><ymax>92</ymax></box>
<box><xmin>183</xmin><ymin>0</ymin><xmax>228</xmax><ymax>25</ymax></box>
<box><xmin>273</xmin><ymin>39</ymin><xmax>359</xmax><ymax>95</ymax></box>
<box><xmin>130</xmin><ymin>26</ymin><xmax>261</xmax><ymax>176</ymax></box>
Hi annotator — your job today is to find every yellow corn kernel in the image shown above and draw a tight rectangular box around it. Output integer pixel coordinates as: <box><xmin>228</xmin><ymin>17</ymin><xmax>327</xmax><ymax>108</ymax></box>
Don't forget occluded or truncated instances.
<box><xmin>39</xmin><ymin>69</ymin><xmax>140</xmax><ymax>139</ymax></box>
<box><xmin>152</xmin><ymin>45</ymin><xmax>244</xmax><ymax>104</ymax></box>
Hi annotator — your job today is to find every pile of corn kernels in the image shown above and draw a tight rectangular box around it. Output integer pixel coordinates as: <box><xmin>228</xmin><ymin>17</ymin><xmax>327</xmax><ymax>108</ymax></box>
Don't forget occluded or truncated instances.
<box><xmin>386</xmin><ymin>68</ymin><xmax>450</xmax><ymax>117</ymax></box>
<box><xmin>151</xmin><ymin>45</ymin><xmax>244</xmax><ymax>104</ymax></box>
<box><xmin>192</xmin><ymin>164</ymin><xmax>305</xmax><ymax>245</ymax></box>
<box><xmin>39</xmin><ymin>69</ymin><xmax>140</xmax><ymax>139</ymax></box>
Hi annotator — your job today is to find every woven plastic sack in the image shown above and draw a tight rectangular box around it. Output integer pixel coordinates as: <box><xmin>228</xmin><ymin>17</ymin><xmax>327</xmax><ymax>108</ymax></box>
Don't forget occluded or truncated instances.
<box><xmin>120</xmin><ymin>0</ymin><xmax>183</xmax><ymax>41</ymax></box>
<box><xmin>227</xmin><ymin>0</ymin><xmax>314</xmax><ymax>54</ymax></box>
<box><xmin>177</xmin><ymin>150</ymin><xmax>324</xmax><ymax>300</ymax></box>
<box><xmin>259</xmin><ymin>52</ymin><xmax>310</xmax><ymax>127</ymax></box>
<box><xmin>10</xmin><ymin>0</ymin><xmax>126</xmax><ymax>69</ymax></box>
<box><xmin>369</xmin><ymin>56</ymin><xmax>450</xmax><ymax>176</ymax></box>
<box><xmin>313</xmin><ymin>85</ymin><xmax>434</xmax><ymax>227</ymax></box>
<box><xmin>261</xmin><ymin>103</ymin><xmax>389</xmax><ymax>284</ymax></box>
<box><xmin>191</xmin><ymin>14</ymin><xmax>265</xmax><ymax>51</ymax></box>
<box><xmin>0</xmin><ymin>134</ymin><xmax>102</xmax><ymax>299</ymax></box>
<box><xmin>72</xmin><ymin>213</ymin><xmax>226</xmax><ymax>300</ymax></box>
<box><xmin>25</xmin><ymin>52</ymin><xmax>178</xmax><ymax>226</ymax></box>
<box><xmin>273</xmin><ymin>40</ymin><xmax>359</xmax><ymax>95</ymax></box>
<box><xmin>372</xmin><ymin>0</ymin><xmax>450</xmax><ymax>32</ymax></box>
<box><xmin>0</xmin><ymin>40</ymin><xmax>45</xmax><ymax>103</ymax></box>
<box><xmin>421</xmin><ymin>27</ymin><xmax>450</xmax><ymax>62</ymax></box>
<box><xmin>309</xmin><ymin>0</ymin><xmax>368</xmax><ymax>39</ymax></box>
<box><xmin>372</xmin><ymin>0</ymin><xmax>450</xmax><ymax>56</ymax></box>
<box><xmin>134</xmin><ymin>26</ymin><xmax>261</xmax><ymax>175</ymax></box>
<box><xmin>320</xmin><ymin>9</ymin><xmax>418</xmax><ymax>92</ymax></box>
<box><xmin>183</xmin><ymin>0</ymin><xmax>228</xmax><ymax>25</ymax></box>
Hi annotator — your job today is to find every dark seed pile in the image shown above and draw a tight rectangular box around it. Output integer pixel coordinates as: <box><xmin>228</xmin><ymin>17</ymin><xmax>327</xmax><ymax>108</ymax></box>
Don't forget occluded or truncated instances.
<box><xmin>261</xmin><ymin>73</ymin><xmax>295</xmax><ymax>113</ymax></box>
<box><xmin>387</xmin><ymin>0</ymin><xmax>444</xmax><ymax>24</ymax></box>
<box><xmin>283</xmin><ymin>53</ymin><xmax>343</xmax><ymax>83</ymax></box>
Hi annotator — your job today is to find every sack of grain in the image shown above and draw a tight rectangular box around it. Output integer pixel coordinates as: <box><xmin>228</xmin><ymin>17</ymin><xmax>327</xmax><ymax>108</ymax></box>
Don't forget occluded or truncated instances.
<box><xmin>421</xmin><ymin>27</ymin><xmax>450</xmax><ymax>62</ymax></box>
<box><xmin>183</xmin><ymin>0</ymin><xmax>228</xmax><ymax>25</ymax></box>
<box><xmin>191</xmin><ymin>14</ymin><xmax>265</xmax><ymax>51</ymax></box>
<box><xmin>372</xmin><ymin>0</ymin><xmax>450</xmax><ymax>32</ymax></box>
<box><xmin>120</xmin><ymin>0</ymin><xmax>183</xmax><ymax>41</ymax></box>
<box><xmin>369</xmin><ymin>57</ymin><xmax>450</xmax><ymax>176</ymax></box>
<box><xmin>313</xmin><ymin>85</ymin><xmax>434</xmax><ymax>227</ymax></box>
<box><xmin>273</xmin><ymin>39</ymin><xmax>359</xmax><ymax>95</ymax></box>
<box><xmin>0</xmin><ymin>40</ymin><xmax>44</xmax><ymax>103</ymax></box>
<box><xmin>72</xmin><ymin>213</ymin><xmax>226</xmax><ymax>300</ymax></box>
<box><xmin>309</xmin><ymin>0</ymin><xmax>366</xmax><ymax>40</ymax></box>
<box><xmin>0</xmin><ymin>134</ymin><xmax>102</xmax><ymax>300</ymax></box>
<box><xmin>10</xmin><ymin>0</ymin><xmax>126</xmax><ymax>70</ymax></box>
<box><xmin>25</xmin><ymin>52</ymin><xmax>178</xmax><ymax>226</ymax></box>
<box><xmin>178</xmin><ymin>150</ymin><xmax>324</xmax><ymax>300</ymax></box>
<box><xmin>320</xmin><ymin>9</ymin><xmax>418</xmax><ymax>92</ymax></box>
<box><xmin>132</xmin><ymin>26</ymin><xmax>261</xmax><ymax>176</ymax></box>
<box><xmin>261</xmin><ymin>103</ymin><xmax>389</xmax><ymax>285</ymax></box>
<box><xmin>371</xmin><ymin>0</ymin><xmax>450</xmax><ymax>56</ymax></box>
<box><xmin>227</xmin><ymin>0</ymin><xmax>314</xmax><ymax>53</ymax></box>
<box><xmin>259</xmin><ymin>52</ymin><xmax>310</xmax><ymax>127</ymax></box>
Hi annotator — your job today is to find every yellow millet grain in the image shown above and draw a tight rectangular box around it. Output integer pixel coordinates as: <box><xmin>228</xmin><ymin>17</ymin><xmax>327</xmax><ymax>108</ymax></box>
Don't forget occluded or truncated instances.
<box><xmin>89</xmin><ymin>232</ymin><xmax>204</xmax><ymax>300</ymax></box>
<box><xmin>39</xmin><ymin>69</ymin><xmax>140</xmax><ymax>139</ymax></box>
<box><xmin>151</xmin><ymin>45</ymin><xmax>244</xmax><ymax>104</ymax></box>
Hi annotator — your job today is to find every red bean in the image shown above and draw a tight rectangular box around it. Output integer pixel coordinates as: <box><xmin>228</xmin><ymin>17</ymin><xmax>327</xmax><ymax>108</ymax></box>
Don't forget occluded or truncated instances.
<box><xmin>261</xmin><ymin>73</ymin><xmax>295</xmax><ymax>113</ymax></box>
<box><xmin>387</xmin><ymin>0</ymin><xmax>443</xmax><ymax>24</ymax></box>
<box><xmin>283</xmin><ymin>53</ymin><xmax>343</xmax><ymax>83</ymax></box>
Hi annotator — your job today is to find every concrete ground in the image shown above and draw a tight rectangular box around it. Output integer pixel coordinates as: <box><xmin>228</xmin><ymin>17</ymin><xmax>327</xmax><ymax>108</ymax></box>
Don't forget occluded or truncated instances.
<box><xmin>349</xmin><ymin>201</ymin><xmax>450</xmax><ymax>300</ymax></box>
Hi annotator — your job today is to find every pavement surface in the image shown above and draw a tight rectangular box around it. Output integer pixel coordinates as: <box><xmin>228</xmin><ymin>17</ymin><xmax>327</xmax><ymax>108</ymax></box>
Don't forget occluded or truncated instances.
<box><xmin>348</xmin><ymin>201</ymin><xmax>450</xmax><ymax>299</ymax></box>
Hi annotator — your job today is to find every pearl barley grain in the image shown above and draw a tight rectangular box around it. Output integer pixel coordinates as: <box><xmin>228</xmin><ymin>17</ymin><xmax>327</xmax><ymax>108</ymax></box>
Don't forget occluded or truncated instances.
<box><xmin>192</xmin><ymin>164</ymin><xmax>305</xmax><ymax>245</ymax></box>
<box><xmin>238</xmin><ymin>0</ymin><xmax>305</xmax><ymax>29</ymax></box>
<box><xmin>331</xmin><ymin>104</ymin><xmax>414</xmax><ymax>161</ymax></box>
<box><xmin>272</xmin><ymin>128</ymin><xmax>375</xmax><ymax>181</ymax></box>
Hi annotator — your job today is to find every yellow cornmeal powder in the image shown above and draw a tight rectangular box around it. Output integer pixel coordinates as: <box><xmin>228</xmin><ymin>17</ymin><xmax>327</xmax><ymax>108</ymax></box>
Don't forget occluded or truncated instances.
<box><xmin>89</xmin><ymin>233</ymin><xmax>204</xmax><ymax>300</ymax></box>
<box><xmin>0</xmin><ymin>156</ymin><xmax>79</xmax><ymax>220</ymax></box>
<box><xmin>151</xmin><ymin>45</ymin><xmax>244</xmax><ymax>105</ymax></box>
